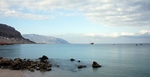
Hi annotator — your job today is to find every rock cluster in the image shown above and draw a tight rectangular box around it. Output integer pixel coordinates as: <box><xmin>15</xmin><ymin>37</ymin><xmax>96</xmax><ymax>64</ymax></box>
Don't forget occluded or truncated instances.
<box><xmin>0</xmin><ymin>56</ymin><xmax>102</xmax><ymax>72</ymax></box>
<box><xmin>0</xmin><ymin>55</ymin><xmax>51</xmax><ymax>72</ymax></box>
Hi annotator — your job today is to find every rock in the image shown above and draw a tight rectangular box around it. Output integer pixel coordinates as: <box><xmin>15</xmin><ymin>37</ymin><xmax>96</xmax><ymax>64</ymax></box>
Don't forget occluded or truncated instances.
<box><xmin>46</xmin><ymin>68</ymin><xmax>51</xmax><ymax>71</ymax></box>
<box><xmin>70</xmin><ymin>58</ymin><xmax>75</xmax><ymax>61</ymax></box>
<box><xmin>0</xmin><ymin>56</ymin><xmax>54</xmax><ymax>72</ymax></box>
<box><xmin>78</xmin><ymin>60</ymin><xmax>81</xmax><ymax>62</ymax></box>
<box><xmin>0</xmin><ymin>56</ymin><xmax>103</xmax><ymax>72</ymax></box>
<box><xmin>11</xmin><ymin>58</ymin><xmax>22</xmax><ymax>70</ymax></box>
<box><xmin>29</xmin><ymin>68</ymin><xmax>34</xmax><ymax>72</ymax></box>
<box><xmin>92</xmin><ymin>61</ymin><xmax>101</xmax><ymax>68</ymax></box>
<box><xmin>39</xmin><ymin>55</ymin><xmax>48</xmax><ymax>60</ymax></box>
<box><xmin>47</xmin><ymin>64</ymin><xmax>52</xmax><ymax>67</ymax></box>
<box><xmin>36</xmin><ymin>67</ymin><xmax>40</xmax><ymax>70</ymax></box>
<box><xmin>78</xmin><ymin>65</ymin><xmax>86</xmax><ymax>69</ymax></box>
<box><xmin>56</xmin><ymin>65</ymin><xmax>59</xmax><ymax>67</ymax></box>
<box><xmin>0</xmin><ymin>57</ymin><xmax>3</xmax><ymax>60</ymax></box>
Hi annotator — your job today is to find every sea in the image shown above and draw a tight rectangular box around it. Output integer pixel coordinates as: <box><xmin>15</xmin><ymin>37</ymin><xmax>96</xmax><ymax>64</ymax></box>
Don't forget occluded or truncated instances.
<box><xmin>0</xmin><ymin>44</ymin><xmax>150</xmax><ymax>77</ymax></box>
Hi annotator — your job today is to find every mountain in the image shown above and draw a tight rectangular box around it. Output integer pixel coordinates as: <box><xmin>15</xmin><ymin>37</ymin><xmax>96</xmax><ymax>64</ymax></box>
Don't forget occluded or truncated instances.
<box><xmin>23</xmin><ymin>34</ymin><xmax>69</xmax><ymax>44</ymax></box>
<box><xmin>0</xmin><ymin>23</ymin><xmax>35</xmax><ymax>44</ymax></box>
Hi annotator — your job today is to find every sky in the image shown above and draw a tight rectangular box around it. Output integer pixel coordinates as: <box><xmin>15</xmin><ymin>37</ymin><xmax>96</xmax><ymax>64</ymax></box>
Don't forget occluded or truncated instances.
<box><xmin>0</xmin><ymin>0</ymin><xmax>150</xmax><ymax>44</ymax></box>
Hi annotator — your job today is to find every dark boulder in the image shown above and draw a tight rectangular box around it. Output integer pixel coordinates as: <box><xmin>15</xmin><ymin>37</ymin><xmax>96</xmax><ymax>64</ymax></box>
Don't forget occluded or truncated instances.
<box><xmin>0</xmin><ymin>57</ymin><xmax>3</xmax><ymax>60</ymax></box>
<box><xmin>92</xmin><ymin>61</ymin><xmax>101</xmax><ymax>68</ymax></box>
<box><xmin>39</xmin><ymin>55</ymin><xmax>48</xmax><ymax>60</ymax></box>
<box><xmin>70</xmin><ymin>58</ymin><xmax>75</xmax><ymax>61</ymax></box>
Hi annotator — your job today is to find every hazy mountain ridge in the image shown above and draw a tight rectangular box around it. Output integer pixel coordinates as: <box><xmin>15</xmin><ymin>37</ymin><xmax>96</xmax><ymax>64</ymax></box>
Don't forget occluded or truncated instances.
<box><xmin>23</xmin><ymin>34</ymin><xmax>69</xmax><ymax>44</ymax></box>
<box><xmin>0</xmin><ymin>23</ymin><xmax>35</xmax><ymax>44</ymax></box>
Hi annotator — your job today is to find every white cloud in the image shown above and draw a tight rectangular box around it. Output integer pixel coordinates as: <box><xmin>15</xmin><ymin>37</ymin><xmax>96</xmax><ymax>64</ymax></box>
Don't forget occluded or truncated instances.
<box><xmin>84</xmin><ymin>32</ymin><xmax>119</xmax><ymax>38</ymax></box>
<box><xmin>140</xmin><ymin>30</ymin><xmax>150</xmax><ymax>34</ymax></box>
<box><xmin>0</xmin><ymin>0</ymin><xmax>150</xmax><ymax>26</ymax></box>
<box><xmin>121</xmin><ymin>32</ymin><xmax>135</xmax><ymax>36</ymax></box>
<box><xmin>84</xmin><ymin>30</ymin><xmax>150</xmax><ymax>38</ymax></box>
<box><xmin>0</xmin><ymin>8</ymin><xmax>52</xmax><ymax>20</ymax></box>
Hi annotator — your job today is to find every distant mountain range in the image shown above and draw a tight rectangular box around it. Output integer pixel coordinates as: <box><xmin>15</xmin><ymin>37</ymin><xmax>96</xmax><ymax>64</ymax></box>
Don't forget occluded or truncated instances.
<box><xmin>23</xmin><ymin>34</ymin><xmax>69</xmax><ymax>44</ymax></box>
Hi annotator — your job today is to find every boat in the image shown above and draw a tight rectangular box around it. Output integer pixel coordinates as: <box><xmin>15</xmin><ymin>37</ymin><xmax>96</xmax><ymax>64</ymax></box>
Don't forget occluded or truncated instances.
<box><xmin>90</xmin><ymin>42</ymin><xmax>94</xmax><ymax>45</ymax></box>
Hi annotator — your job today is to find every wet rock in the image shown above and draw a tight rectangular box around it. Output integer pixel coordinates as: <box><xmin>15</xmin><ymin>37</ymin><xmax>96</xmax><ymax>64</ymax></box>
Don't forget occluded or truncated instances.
<box><xmin>0</xmin><ymin>56</ymin><xmax>101</xmax><ymax>72</ymax></box>
<box><xmin>56</xmin><ymin>65</ymin><xmax>59</xmax><ymax>67</ymax></box>
<box><xmin>0</xmin><ymin>55</ymin><xmax>53</xmax><ymax>72</ymax></box>
<box><xmin>36</xmin><ymin>67</ymin><xmax>40</xmax><ymax>70</ymax></box>
<box><xmin>29</xmin><ymin>68</ymin><xmax>34</xmax><ymax>72</ymax></box>
<box><xmin>11</xmin><ymin>59</ymin><xmax>22</xmax><ymax>70</ymax></box>
<box><xmin>92</xmin><ymin>61</ymin><xmax>101</xmax><ymax>68</ymax></box>
<box><xmin>39</xmin><ymin>55</ymin><xmax>48</xmax><ymax>60</ymax></box>
<box><xmin>0</xmin><ymin>57</ymin><xmax>3</xmax><ymax>60</ymax></box>
<box><xmin>70</xmin><ymin>58</ymin><xmax>75</xmax><ymax>61</ymax></box>
<box><xmin>78</xmin><ymin>65</ymin><xmax>86</xmax><ymax>69</ymax></box>
<box><xmin>0</xmin><ymin>58</ymin><xmax>12</xmax><ymax>66</ymax></box>
<box><xmin>47</xmin><ymin>64</ymin><xmax>52</xmax><ymax>67</ymax></box>
<box><xmin>46</xmin><ymin>68</ymin><xmax>51</xmax><ymax>71</ymax></box>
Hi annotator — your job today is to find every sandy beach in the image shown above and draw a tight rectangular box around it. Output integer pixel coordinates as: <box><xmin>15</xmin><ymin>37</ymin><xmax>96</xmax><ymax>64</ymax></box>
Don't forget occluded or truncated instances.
<box><xmin>0</xmin><ymin>69</ymin><xmax>47</xmax><ymax>77</ymax></box>
<box><xmin>0</xmin><ymin>69</ymin><xmax>26</xmax><ymax>77</ymax></box>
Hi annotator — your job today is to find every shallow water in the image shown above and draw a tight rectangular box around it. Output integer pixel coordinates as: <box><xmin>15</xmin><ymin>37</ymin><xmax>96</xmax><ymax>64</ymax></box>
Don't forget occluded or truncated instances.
<box><xmin>0</xmin><ymin>44</ymin><xmax>150</xmax><ymax>77</ymax></box>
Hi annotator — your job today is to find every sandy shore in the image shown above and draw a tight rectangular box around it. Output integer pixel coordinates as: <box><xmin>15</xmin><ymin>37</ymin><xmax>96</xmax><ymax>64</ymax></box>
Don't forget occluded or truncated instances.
<box><xmin>0</xmin><ymin>69</ymin><xmax>45</xmax><ymax>77</ymax></box>
<box><xmin>0</xmin><ymin>69</ymin><xmax>26</xmax><ymax>77</ymax></box>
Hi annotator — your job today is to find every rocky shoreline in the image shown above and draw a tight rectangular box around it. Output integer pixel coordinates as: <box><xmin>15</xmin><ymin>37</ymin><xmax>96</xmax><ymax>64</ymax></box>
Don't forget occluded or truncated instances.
<box><xmin>0</xmin><ymin>55</ymin><xmax>101</xmax><ymax>72</ymax></box>
<box><xmin>0</xmin><ymin>43</ymin><xmax>14</xmax><ymax>45</ymax></box>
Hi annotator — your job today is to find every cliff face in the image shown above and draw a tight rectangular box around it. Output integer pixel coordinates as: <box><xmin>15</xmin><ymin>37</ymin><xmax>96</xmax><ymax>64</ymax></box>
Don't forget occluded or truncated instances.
<box><xmin>0</xmin><ymin>24</ymin><xmax>23</xmax><ymax>38</ymax></box>
<box><xmin>0</xmin><ymin>23</ymin><xmax>35</xmax><ymax>44</ymax></box>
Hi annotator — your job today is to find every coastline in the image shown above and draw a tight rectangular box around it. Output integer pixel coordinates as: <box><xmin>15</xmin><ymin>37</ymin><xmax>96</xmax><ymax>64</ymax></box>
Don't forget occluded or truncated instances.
<box><xmin>0</xmin><ymin>43</ymin><xmax>14</xmax><ymax>45</ymax></box>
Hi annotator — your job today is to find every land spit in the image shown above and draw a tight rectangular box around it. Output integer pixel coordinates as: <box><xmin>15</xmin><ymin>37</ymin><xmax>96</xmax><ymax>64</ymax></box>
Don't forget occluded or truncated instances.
<box><xmin>0</xmin><ymin>55</ymin><xmax>101</xmax><ymax>72</ymax></box>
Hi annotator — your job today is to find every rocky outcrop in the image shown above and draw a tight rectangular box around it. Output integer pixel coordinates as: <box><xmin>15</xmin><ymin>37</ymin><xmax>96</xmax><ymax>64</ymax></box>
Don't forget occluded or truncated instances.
<box><xmin>0</xmin><ymin>56</ymin><xmax>51</xmax><ymax>72</ymax></box>
<box><xmin>0</xmin><ymin>56</ymin><xmax>102</xmax><ymax>72</ymax></box>
<box><xmin>0</xmin><ymin>23</ymin><xmax>35</xmax><ymax>44</ymax></box>
<box><xmin>92</xmin><ymin>61</ymin><xmax>101</xmax><ymax>68</ymax></box>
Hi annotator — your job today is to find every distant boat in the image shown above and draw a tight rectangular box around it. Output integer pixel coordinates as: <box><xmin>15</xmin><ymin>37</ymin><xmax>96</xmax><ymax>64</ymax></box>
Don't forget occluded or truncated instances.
<box><xmin>90</xmin><ymin>42</ymin><xmax>94</xmax><ymax>45</ymax></box>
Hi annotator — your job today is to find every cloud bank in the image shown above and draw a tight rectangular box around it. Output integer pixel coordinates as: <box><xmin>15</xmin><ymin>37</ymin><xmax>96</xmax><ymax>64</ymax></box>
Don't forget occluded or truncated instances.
<box><xmin>0</xmin><ymin>0</ymin><xmax>150</xmax><ymax>27</ymax></box>
<box><xmin>84</xmin><ymin>30</ymin><xmax>150</xmax><ymax>38</ymax></box>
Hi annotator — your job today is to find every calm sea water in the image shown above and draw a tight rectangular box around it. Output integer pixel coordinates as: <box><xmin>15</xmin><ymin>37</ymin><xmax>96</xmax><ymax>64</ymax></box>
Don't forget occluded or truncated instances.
<box><xmin>0</xmin><ymin>44</ymin><xmax>150</xmax><ymax>77</ymax></box>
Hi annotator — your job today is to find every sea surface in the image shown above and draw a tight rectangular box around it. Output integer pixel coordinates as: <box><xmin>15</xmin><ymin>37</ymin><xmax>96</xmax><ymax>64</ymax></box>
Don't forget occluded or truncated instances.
<box><xmin>0</xmin><ymin>44</ymin><xmax>150</xmax><ymax>77</ymax></box>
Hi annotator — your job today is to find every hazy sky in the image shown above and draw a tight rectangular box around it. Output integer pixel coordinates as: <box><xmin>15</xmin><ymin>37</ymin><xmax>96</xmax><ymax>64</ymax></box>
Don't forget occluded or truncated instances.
<box><xmin>0</xmin><ymin>0</ymin><xmax>150</xmax><ymax>43</ymax></box>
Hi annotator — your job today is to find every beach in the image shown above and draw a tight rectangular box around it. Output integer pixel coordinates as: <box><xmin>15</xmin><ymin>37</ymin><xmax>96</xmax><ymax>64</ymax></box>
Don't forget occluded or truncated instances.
<box><xmin>0</xmin><ymin>69</ymin><xmax>46</xmax><ymax>77</ymax></box>
<box><xmin>0</xmin><ymin>69</ymin><xmax>26</xmax><ymax>77</ymax></box>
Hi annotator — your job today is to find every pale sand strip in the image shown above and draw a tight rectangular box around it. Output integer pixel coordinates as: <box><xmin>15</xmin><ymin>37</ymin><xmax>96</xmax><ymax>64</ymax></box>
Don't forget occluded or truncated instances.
<box><xmin>0</xmin><ymin>69</ymin><xmax>26</xmax><ymax>77</ymax></box>
<box><xmin>0</xmin><ymin>69</ymin><xmax>44</xmax><ymax>77</ymax></box>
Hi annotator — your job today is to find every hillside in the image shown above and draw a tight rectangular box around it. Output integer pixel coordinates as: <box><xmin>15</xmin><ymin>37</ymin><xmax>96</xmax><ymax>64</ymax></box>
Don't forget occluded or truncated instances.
<box><xmin>0</xmin><ymin>23</ymin><xmax>35</xmax><ymax>44</ymax></box>
<box><xmin>23</xmin><ymin>34</ymin><xmax>69</xmax><ymax>44</ymax></box>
